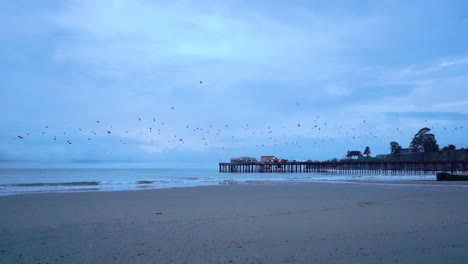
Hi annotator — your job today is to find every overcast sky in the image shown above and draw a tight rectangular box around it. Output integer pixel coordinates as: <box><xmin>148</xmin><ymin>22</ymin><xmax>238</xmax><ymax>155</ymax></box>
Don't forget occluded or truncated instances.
<box><xmin>1</xmin><ymin>0</ymin><xmax>467</xmax><ymax>168</ymax></box>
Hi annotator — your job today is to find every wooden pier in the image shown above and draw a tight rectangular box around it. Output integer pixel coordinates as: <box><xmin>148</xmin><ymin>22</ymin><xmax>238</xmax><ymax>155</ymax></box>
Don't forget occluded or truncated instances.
<box><xmin>219</xmin><ymin>161</ymin><xmax>468</xmax><ymax>174</ymax></box>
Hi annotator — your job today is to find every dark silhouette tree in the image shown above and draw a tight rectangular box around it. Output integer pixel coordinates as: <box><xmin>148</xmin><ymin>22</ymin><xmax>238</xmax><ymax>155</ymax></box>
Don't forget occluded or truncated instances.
<box><xmin>442</xmin><ymin>144</ymin><xmax>456</xmax><ymax>151</ymax></box>
<box><xmin>346</xmin><ymin>150</ymin><xmax>363</xmax><ymax>159</ymax></box>
<box><xmin>390</xmin><ymin>141</ymin><xmax>402</xmax><ymax>154</ymax></box>
<box><xmin>410</xmin><ymin>127</ymin><xmax>439</xmax><ymax>152</ymax></box>
<box><xmin>363</xmin><ymin>146</ymin><xmax>371</xmax><ymax>157</ymax></box>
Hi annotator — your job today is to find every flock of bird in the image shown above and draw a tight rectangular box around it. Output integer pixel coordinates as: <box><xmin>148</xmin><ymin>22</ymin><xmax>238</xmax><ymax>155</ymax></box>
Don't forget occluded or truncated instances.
<box><xmin>12</xmin><ymin>100</ymin><xmax>466</xmax><ymax>156</ymax></box>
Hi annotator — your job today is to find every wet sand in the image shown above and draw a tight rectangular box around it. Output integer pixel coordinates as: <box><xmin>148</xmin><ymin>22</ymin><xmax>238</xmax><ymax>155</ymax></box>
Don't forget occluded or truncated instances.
<box><xmin>0</xmin><ymin>182</ymin><xmax>467</xmax><ymax>263</ymax></box>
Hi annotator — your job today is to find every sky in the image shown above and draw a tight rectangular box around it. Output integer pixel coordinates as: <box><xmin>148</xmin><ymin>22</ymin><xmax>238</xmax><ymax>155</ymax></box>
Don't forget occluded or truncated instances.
<box><xmin>1</xmin><ymin>0</ymin><xmax>467</xmax><ymax>168</ymax></box>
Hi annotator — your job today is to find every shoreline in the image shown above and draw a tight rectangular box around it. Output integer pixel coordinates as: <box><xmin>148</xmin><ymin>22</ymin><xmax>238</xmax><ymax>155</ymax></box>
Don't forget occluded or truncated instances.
<box><xmin>2</xmin><ymin>178</ymin><xmax>468</xmax><ymax>198</ymax></box>
<box><xmin>1</xmin><ymin>182</ymin><xmax>467</xmax><ymax>263</ymax></box>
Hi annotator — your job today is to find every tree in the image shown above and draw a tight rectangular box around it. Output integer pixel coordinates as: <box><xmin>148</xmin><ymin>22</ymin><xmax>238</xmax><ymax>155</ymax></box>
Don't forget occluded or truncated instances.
<box><xmin>346</xmin><ymin>150</ymin><xmax>363</xmax><ymax>159</ymax></box>
<box><xmin>442</xmin><ymin>144</ymin><xmax>456</xmax><ymax>151</ymax></box>
<box><xmin>410</xmin><ymin>127</ymin><xmax>439</xmax><ymax>152</ymax></box>
<box><xmin>390</xmin><ymin>141</ymin><xmax>402</xmax><ymax>154</ymax></box>
<box><xmin>363</xmin><ymin>146</ymin><xmax>371</xmax><ymax>157</ymax></box>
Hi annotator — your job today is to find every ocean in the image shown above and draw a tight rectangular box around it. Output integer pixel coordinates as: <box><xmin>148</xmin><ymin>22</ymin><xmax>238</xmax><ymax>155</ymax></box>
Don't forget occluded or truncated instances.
<box><xmin>0</xmin><ymin>168</ymin><xmax>438</xmax><ymax>196</ymax></box>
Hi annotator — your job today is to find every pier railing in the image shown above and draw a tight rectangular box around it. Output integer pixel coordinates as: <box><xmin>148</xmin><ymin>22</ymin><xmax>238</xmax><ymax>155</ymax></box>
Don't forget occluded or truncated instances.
<box><xmin>219</xmin><ymin>161</ymin><xmax>468</xmax><ymax>174</ymax></box>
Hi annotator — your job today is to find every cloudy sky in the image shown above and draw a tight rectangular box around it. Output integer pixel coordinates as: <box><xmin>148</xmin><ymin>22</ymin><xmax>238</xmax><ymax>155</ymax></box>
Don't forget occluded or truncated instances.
<box><xmin>1</xmin><ymin>0</ymin><xmax>467</xmax><ymax>168</ymax></box>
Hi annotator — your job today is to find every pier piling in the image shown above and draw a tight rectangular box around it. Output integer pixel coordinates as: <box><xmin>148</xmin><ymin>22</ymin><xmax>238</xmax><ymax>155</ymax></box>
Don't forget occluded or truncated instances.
<box><xmin>219</xmin><ymin>161</ymin><xmax>468</xmax><ymax>175</ymax></box>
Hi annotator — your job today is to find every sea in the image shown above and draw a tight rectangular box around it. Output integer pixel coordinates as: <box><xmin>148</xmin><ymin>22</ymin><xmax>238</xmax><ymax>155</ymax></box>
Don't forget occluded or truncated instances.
<box><xmin>0</xmin><ymin>168</ymin><xmax>438</xmax><ymax>196</ymax></box>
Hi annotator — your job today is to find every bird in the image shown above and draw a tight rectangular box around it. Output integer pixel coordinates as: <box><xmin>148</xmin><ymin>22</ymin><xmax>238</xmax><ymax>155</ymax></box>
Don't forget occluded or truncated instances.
<box><xmin>107</xmin><ymin>131</ymin><xmax>111</xmax><ymax>134</ymax></box>
<box><xmin>96</xmin><ymin>121</ymin><xmax>100</xmax><ymax>123</ymax></box>
<box><xmin>17</xmin><ymin>136</ymin><xmax>24</xmax><ymax>139</ymax></box>
<box><xmin>171</xmin><ymin>107</ymin><xmax>174</xmax><ymax>110</ymax></box>
<box><xmin>200</xmin><ymin>81</ymin><xmax>203</xmax><ymax>84</ymax></box>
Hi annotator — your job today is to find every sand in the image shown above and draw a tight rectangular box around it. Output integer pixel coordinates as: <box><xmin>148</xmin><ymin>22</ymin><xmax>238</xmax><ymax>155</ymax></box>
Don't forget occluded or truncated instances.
<box><xmin>0</xmin><ymin>182</ymin><xmax>467</xmax><ymax>263</ymax></box>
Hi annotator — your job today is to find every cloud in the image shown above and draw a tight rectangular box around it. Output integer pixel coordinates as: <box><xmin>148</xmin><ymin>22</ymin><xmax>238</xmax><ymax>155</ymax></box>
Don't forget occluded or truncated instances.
<box><xmin>50</xmin><ymin>0</ymin><xmax>384</xmax><ymax>86</ymax></box>
<box><xmin>326</xmin><ymin>86</ymin><xmax>351</xmax><ymax>96</ymax></box>
<box><xmin>385</xmin><ymin>112</ymin><xmax>468</xmax><ymax>121</ymax></box>
<box><xmin>1</xmin><ymin>1</ymin><xmax>468</xmax><ymax>165</ymax></box>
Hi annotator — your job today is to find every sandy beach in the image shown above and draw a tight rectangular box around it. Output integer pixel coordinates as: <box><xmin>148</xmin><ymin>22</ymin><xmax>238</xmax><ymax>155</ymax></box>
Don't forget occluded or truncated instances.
<box><xmin>1</xmin><ymin>182</ymin><xmax>467</xmax><ymax>264</ymax></box>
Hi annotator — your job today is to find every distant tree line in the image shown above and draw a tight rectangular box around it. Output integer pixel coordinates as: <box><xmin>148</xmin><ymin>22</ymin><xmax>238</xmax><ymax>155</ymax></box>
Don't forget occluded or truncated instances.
<box><xmin>342</xmin><ymin>127</ymin><xmax>465</xmax><ymax>161</ymax></box>
<box><xmin>345</xmin><ymin>146</ymin><xmax>371</xmax><ymax>159</ymax></box>
<box><xmin>390</xmin><ymin>127</ymin><xmax>460</xmax><ymax>154</ymax></box>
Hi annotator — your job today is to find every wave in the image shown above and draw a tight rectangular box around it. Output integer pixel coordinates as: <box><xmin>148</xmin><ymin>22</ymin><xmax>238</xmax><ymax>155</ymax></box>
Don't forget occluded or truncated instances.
<box><xmin>136</xmin><ymin>180</ymin><xmax>155</xmax><ymax>184</ymax></box>
<box><xmin>3</xmin><ymin>181</ymin><xmax>101</xmax><ymax>187</ymax></box>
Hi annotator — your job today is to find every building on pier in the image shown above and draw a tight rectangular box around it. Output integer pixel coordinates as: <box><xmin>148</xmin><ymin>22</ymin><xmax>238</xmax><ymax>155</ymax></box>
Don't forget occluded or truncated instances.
<box><xmin>231</xmin><ymin>157</ymin><xmax>258</xmax><ymax>164</ymax></box>
<box><xmin>260</xmin><ymin>156</ymin><xmax>277</xmax><ymax>163</ymax></box>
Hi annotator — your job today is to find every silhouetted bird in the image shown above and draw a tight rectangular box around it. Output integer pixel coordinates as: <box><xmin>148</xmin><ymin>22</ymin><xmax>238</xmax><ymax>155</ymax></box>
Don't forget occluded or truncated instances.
<box><xmin>17</xmin><ymin>136</ymin><xmax>24</xmax><ymax>139</ymax></box>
